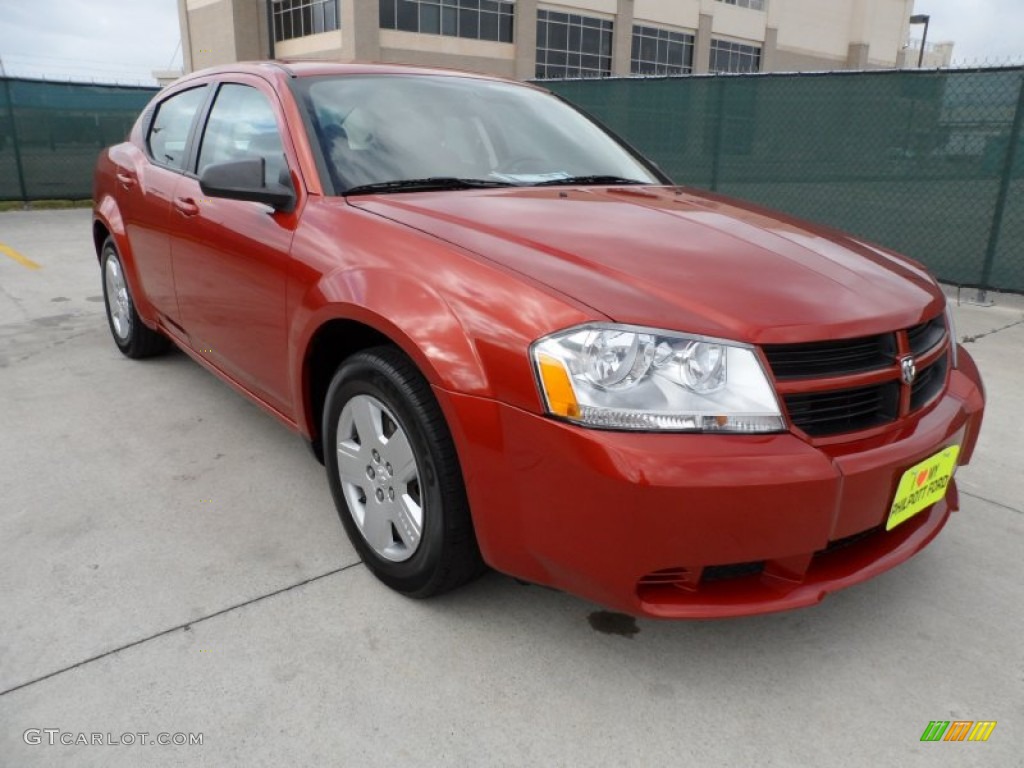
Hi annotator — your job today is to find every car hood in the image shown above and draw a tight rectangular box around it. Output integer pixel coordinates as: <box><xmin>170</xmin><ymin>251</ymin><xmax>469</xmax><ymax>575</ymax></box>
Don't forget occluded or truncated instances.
<box><xmin>348</xmin><ymin>186</ymin><xmax>945</xmax><ymax>344</ymax></box>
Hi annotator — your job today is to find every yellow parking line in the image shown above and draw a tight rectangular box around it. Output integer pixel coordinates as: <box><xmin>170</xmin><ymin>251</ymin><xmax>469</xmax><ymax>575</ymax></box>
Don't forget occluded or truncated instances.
<box><xmin>0</xmin><ymin>243</ymin><xmax>41</xmax><ymax>270</ymax></box>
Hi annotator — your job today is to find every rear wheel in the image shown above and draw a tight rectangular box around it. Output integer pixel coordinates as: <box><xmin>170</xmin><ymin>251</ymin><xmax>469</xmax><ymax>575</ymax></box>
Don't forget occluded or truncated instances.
<box><xmin>323</xmin><ymin>347</ymin><xmax>484</xmax><ymax>597</ymax></box>
<box><xmin>100</xmin><ymin>237</ymin><xmax>169</xmax><ymax>359</ymax></box>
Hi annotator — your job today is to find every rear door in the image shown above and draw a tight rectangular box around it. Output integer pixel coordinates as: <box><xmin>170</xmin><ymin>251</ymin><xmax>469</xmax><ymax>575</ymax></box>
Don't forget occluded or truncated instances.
<box><xmin>120</xmin><ymin>84</ymin><xmax>209</xmax><ymax>321</ymax></box>
<box><xmin>169</xmin><ymin>76</ymin><xmax>301</xmax><ymax>416</ymax></box>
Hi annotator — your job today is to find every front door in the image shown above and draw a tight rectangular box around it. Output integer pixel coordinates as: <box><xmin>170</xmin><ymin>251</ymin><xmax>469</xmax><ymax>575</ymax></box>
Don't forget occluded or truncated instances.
<box><xmin>170</xmin><ymin>80</ymin><xmax>300</xmax><ymax>416</ymax></box>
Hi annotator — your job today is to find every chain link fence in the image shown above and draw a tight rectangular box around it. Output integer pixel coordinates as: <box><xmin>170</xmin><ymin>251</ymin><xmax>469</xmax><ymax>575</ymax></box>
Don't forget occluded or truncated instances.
<box><xmin>544</xmin><ymin>67</ymin><xmax>1024</xmax><ymax>294</ymax></box>
<box><xmin>2</xmin><ymin>70</ymin><xmax>1022</xmax><ymax>292</ymax></box>
<box><xmin>0</xmin><ymin>77</ymin><xmax>157</xmax><ymax>202</ymax></box>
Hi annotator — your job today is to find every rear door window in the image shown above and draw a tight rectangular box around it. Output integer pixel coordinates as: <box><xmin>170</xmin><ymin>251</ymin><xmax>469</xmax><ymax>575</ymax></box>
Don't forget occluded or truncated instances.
<box><xmin>147</xmin><ymin>87</ymin><xmax>208</xmax><ymax>170</ymax></box>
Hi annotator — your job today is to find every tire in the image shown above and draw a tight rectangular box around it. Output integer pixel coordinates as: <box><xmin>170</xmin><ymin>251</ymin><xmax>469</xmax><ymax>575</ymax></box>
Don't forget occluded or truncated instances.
<box><xmin>323</xmin><ymin>346</ymin><xmax>484</xmax><ymax>597</ymax></box>
<box><xmin>100</xmin><ymin>237</ymin><xmax>169</xmax><ymax>359</ymax></box>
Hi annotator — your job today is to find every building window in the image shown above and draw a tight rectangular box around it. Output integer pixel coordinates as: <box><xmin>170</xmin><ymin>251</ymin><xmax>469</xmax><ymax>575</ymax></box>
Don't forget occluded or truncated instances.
<box><xmin>631</xmin><ymin>25</ymin><xmax>694</xmax><ymax>76</ymax></box>
<box><xmin>709</xmin><ymin>39</ymin><xmax>761</xmax><ymax>73</ymax></box>
<box><xmin>273</xmin><ymin>0</ymin><xmax>340</xmax><ymax>42</ymax></box>
<box><xmin>379</xmin><ymin>1</ymin><xmax>514</xmax><ymax>43</ymax></box>
<box><xmin>535</xmin><ymin>10</ymin><xmax>613</xmax><ymax>80</ymax></box>
<box><xmin>715</xmin><ymin>0</ymin><xmax>765</xmax><ymax>10</ymax></box>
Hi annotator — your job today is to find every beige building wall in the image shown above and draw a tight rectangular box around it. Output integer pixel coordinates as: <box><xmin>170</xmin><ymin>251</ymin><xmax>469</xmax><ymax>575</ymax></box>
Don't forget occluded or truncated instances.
<box><xmin>180</xmin><ymin>0</ymin><xmax>269</xmax><ymax>72</ymax></box>
<box><xmin>633</xmin><ymin>0</ymin><xmax>701</xmax><ymax>30</ymax></box>
<box><xmin>378</xmin><ymin>31</ymin><xmax>515</xmax><ymax>77</ymax></box>
<box><xmin>275</xmin><ymin>30</ymin><xmax>343</xmax><ymax>60</ymax></box>
<box><xmin>900</xmin><ymin>40</ymin><xmax>955</xmax><ymax>69</ymax></box>
<box><xmin>180</xmin><ymin>0</ymin><xmax>235</xmax><ymax>72</ymax></box>
<box><xmin>615</xmin><ymin>0</ymin><xmax>917</xmax><ymax>73</ymax></box>
<box><xmin>708</xmin><ymin>1</ymin><xmax>766</xmax><ymax>43</ymax></box>
<box><xmin>545</xmin><ymin>0</ymin><xmax>617</xmax><ymax>13</ymax></box>
<box><xmin>858</xmin><ymin>0</ymin><xmax>915</xmax><ymax>67</ymax></box>
<box><xmin>180</xmin><ymin>0</ymin><xmax>944</xmax><ymax>79</ymax></box>
<box><xmin>771</xmin><ymin>0</ymin><xmax>914</xmax><ymax>70</ymax></box>
<box><xmin>927</xmin><ymin>42</ymin><xmax>955</xmax><ymax>68</ymax></box>
<box><xmin>773</xmin><ymin>0</ymin><xmax>855</xmax><ymax>62</ymax></box>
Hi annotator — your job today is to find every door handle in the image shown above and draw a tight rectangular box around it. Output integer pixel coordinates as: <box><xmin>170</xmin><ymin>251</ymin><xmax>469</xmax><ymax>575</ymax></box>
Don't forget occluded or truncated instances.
<box><xmin>174</xmin><ymin>197</ymin><xmax>200</xmax><ymax>217</ymax></box>
<box><xmin>116</xmin><ymin>171</ymin><xmax>137</xmax><ymax>189</ymax></box>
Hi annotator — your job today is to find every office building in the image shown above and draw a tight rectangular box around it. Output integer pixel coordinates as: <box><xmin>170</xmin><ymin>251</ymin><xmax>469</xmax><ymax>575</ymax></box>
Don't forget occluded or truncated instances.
<box><xmin>178</xmin><ymin>0</ymin><xmax>950</xmax><ymax>79</ymax></box>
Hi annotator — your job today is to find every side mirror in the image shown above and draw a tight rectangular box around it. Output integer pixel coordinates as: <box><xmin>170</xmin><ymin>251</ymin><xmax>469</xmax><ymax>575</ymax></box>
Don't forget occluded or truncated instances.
<box><xmin>199</xmin><ymin>157</ymin><xmax>296</xmax><ymax>213</ymax></box>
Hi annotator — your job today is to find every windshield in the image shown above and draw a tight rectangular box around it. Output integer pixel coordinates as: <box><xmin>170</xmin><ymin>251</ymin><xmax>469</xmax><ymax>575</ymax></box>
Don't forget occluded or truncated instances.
<box><xmin>295</xmin><ymin>74</ymin><xmax>661</xmax><ymax>193</ymax></box>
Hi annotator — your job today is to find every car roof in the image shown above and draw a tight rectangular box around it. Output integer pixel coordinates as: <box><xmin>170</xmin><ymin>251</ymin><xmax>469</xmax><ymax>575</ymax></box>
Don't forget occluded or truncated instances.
<box><xmin>177</xmin><ymin>60</ymin><xmax>522</xmax><ymax>87</ymax></box>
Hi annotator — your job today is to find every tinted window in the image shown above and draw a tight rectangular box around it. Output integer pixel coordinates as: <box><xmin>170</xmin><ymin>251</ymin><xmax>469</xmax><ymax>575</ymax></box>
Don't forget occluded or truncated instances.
<box><xmin>273</xmin><ymin>0</ymin><xmax>339</xmax><ymax>42</ymax></box>
<box><xmin>631</xmin><ymin>25</ymin><xmax>694</xmax><ymax>76</ymax></box>
<box><xmin>147</xmin><ymin>87</ymin><xmax>207</xmax><ymax>170</ymax></box>
<box><xmin>198</xmin><ymin>84</ymin><xmax>287</xmax><ymax>188</ymax></box>
<box><xmin>379</xmin><ymin>1</ymin><xmax>514</xmax><ymax>43</ymax></box>
<box><xmin>298</xmin><ymin>75</ymin><xmax>658</xmax><ymax>191</ymax></box>
<box><xmin>535</xmin><ymin>10</ymin><xmax>612</xmax><ymax>79</ymax></box>
<box><xmin>709</xmin><ymin>39</ymin><xmax>761</xmax><ymax>73</ymax></box>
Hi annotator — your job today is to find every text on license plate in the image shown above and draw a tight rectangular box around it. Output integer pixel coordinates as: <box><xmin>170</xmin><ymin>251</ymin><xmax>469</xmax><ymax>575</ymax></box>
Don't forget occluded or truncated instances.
<box><xmin>887</xmin><ymin>445</ymin><xmax>960</xmax><ymax>531</ymax></box>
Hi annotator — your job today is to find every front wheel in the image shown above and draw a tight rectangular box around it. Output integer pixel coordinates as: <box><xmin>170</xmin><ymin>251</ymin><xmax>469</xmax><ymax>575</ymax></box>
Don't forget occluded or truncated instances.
<box><xmin>100</xmin><ymin>237</ymin><xmax>169</xmax><ymax>359</ymax></box>
<box><xmin>323</xmin><ymin>347</ymin><xmax>484</xmax><ymax>597</ymax></box>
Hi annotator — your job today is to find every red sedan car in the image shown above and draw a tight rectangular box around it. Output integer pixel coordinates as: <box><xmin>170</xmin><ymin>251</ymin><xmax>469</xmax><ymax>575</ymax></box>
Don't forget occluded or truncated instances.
<box><xmin>93</xmin><ymin>62</ymin><xmax>985</xmax><ymax>618</ymax></box>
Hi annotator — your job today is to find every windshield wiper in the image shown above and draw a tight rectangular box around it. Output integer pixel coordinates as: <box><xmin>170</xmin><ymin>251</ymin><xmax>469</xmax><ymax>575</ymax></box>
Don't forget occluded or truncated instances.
<box><xmin>344</xmin><ymin>177</ymin><xmax>516</xmax><ymax>196</ymax></box>
<box><xmin>531</xmin><ymin>175</ymin><xmax>649</xmax><ymax>187</ymax></box>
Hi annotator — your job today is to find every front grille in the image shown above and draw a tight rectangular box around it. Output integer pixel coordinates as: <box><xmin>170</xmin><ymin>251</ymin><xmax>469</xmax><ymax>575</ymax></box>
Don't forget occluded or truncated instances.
<box><xmin>763</xmin><ymin>312</ymin><xmax>949</xmax><ymax>438</ymax></box>
<box><xmin>783</xmin><ymin>382</ymin><xmax>900</xmax><ymax>437</ymax></box>
<box><xmin>911</xmin><ymin>353</ymin><xmax>948</xmax><ymax>410</ymax></box>
<box><xmin>762</xmin><ymin>334</ymin><xmax>895</xmax><ymax>379</ymax></box>
<box><xmin>907</xmin><ymin>316</ymin><xmax>946</xmax><ymax>356</ymax></box>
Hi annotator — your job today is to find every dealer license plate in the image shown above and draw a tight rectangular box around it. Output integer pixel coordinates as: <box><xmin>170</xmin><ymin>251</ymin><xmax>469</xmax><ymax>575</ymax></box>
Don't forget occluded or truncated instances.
<box><xmin>886</xmin><ymin>445</ymin><xmax>960</xmax><ymax>531</ymax></box>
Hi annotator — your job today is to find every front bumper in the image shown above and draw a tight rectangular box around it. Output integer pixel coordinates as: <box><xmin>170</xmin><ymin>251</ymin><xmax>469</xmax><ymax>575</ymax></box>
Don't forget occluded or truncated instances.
<box><xmin>441</xmin><ymin>348</ymin><xmax>985</xmax><ymax>618</ymax></box>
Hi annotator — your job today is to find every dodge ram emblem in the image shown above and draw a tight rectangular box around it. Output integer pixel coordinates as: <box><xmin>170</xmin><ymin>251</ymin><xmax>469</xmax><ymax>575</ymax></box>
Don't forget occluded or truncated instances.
<box><xmin>901</xmin><ymin>356</ymin><xmax>917</xmax><ymax>385</ymax></box>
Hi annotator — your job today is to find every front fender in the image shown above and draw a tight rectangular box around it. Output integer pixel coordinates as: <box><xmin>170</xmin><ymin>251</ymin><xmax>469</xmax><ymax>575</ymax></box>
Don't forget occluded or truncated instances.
<box><xmin>294</xmin><ymin>265</ymin><xmax>488</xmax><ymax>401</ymax></box>
<box><xmin>287</xmin><ymin>200</ymin><xmax>599</xmax><ymax>443</ymax></box>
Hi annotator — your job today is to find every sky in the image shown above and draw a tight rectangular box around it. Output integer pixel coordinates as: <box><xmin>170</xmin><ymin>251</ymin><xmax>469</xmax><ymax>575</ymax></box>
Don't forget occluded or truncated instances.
<box><xmin>0</xmin><ymin>0</ymin><xmax>182</xmax><ymax>85</ymax></box>
<box><xmin>914</xmin><ymin>0</ymin><xmax>1024</xmax><ymax>65</ymax></box>
<box><xmin>0</xmin><ymin>0</ymin><xmax>1021</xmax><ymax>86</ymax></box>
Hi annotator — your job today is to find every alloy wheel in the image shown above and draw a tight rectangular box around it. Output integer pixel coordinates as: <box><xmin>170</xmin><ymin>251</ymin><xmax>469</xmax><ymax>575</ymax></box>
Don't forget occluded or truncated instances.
<box><xmin>336</xmin><ymin>393</ymin><xmax>423</xmax><ymax>562</ymax></box>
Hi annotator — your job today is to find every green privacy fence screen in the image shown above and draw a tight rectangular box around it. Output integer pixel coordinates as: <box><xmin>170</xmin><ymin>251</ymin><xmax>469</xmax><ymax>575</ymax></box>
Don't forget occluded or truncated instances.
<box><xmin>0</xmin><ymin>78</ymin><xmax>157</xmax><ymax>202</ymax></box>
<box><xmin>544</xmin><ymin>67</ymin><xmax>1024</xmax><ymax>294</ymax></box>
<box><xmin>2</xmin><ymin>70</ymin><xmax>1023</xmax><ymax>292</ymax></box>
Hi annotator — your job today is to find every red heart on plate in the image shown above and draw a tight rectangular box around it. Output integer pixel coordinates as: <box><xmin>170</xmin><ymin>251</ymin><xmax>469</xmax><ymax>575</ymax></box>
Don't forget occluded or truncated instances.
<box><xmin>916</xmin><ymin>469</ymin><xmax>929</xmax><ymax>487</ymax></box>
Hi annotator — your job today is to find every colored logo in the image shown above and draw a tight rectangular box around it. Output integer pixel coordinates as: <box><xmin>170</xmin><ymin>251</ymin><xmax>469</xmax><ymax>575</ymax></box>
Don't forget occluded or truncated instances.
<box><xmin>920</xmin><ymin>721</ymin><xmax>997</xmax><ymax>742</ymax></box>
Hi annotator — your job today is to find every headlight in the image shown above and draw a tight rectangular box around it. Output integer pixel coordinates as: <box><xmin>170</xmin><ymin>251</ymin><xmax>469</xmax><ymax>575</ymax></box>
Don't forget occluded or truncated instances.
<box><xmin>531</xmin><ymin>324</ymin><xmax>784</xmax><ymax>433</ymax></box>
<box><xmin>945</xmin><ymin>300</ymin><xmax>959</xmax><ymax>368</ymax></box>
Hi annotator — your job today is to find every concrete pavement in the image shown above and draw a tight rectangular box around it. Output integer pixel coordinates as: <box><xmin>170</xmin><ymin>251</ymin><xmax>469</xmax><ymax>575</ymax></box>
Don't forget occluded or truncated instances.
<box><xmin>1</xmin><ymin>209</ymin><xmax>1021</xmax><ymax>767</ymax></box>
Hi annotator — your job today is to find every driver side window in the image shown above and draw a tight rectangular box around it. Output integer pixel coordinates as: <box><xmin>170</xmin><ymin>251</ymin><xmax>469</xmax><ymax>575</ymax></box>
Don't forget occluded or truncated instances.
<box><xmin>198</xmin><ymin>84</ymin><xmax>287</xmax><ymax>187</ymax></box>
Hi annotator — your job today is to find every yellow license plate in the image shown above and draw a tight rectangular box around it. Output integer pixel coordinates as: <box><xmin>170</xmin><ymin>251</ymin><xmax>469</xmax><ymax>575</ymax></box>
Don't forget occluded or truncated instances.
<box><xmin>887</xmin><ymin>445</ymin><xmax>960</xmax><ymax>531</ymax></box>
